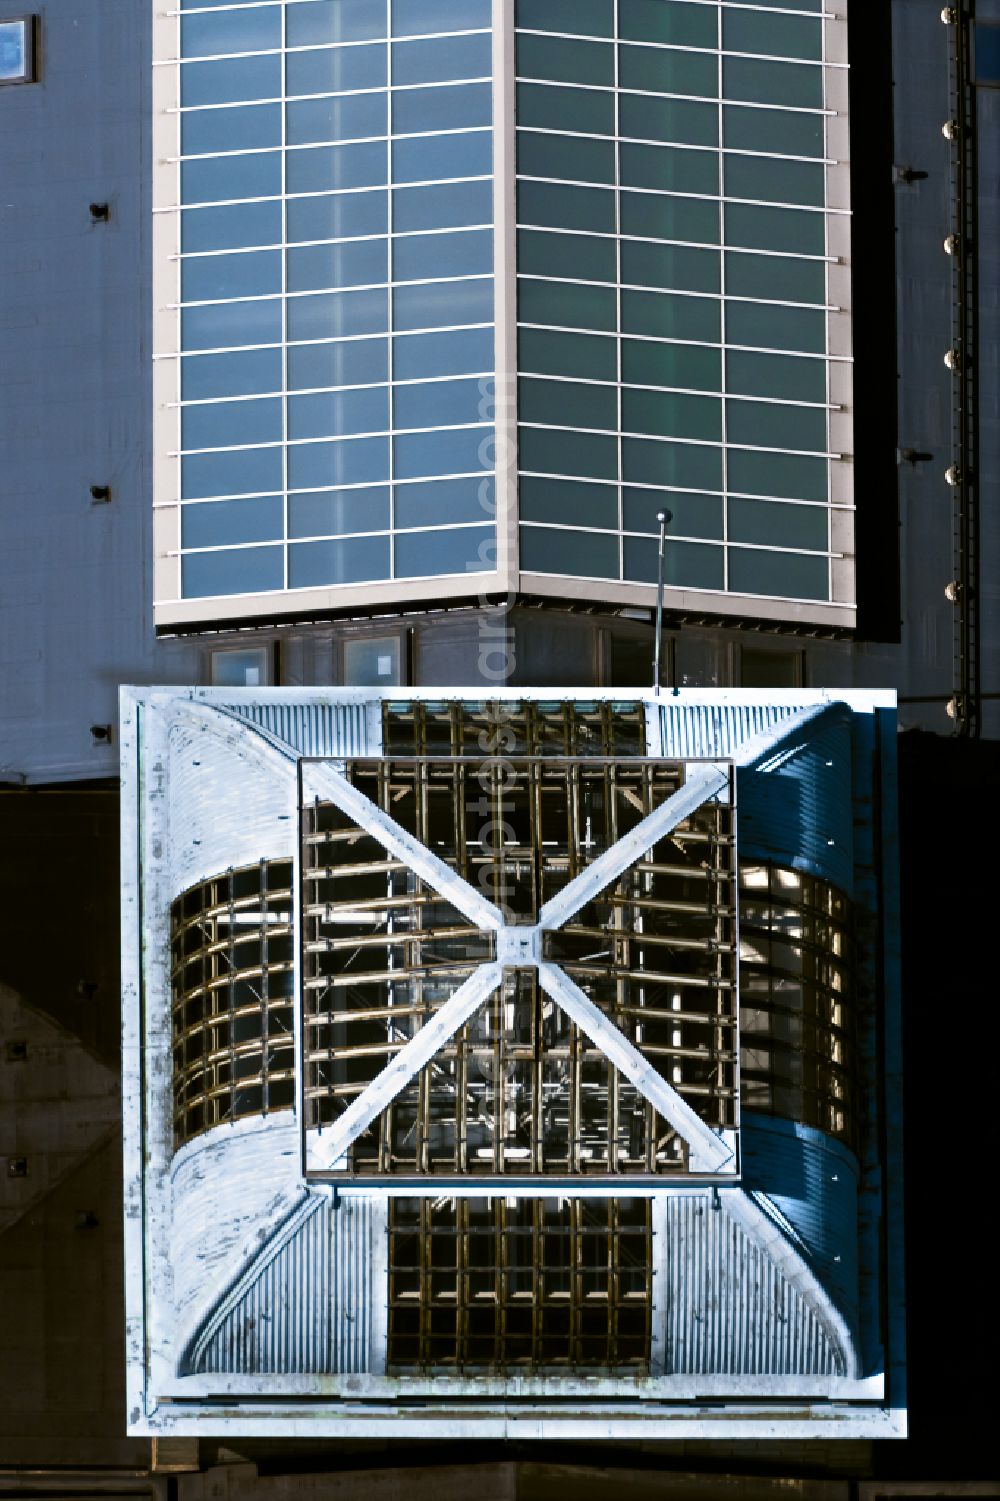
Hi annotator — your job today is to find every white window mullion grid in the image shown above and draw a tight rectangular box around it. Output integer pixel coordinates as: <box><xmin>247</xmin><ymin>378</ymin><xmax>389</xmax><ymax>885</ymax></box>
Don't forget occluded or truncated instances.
<box><xmin>822</xmin><ymin>0</ymin><xmax>833</xmax><ymax>604</ymax></box>
<box><xmin>386</xmin><ymin>1</ymin><xmax>396</xmax><ymax>582</ymax></box>
<box><xmin>613</xmin><ymin>0</ymin><xmax>624</xmax><ymax>585</ymax></box>
<box><xmin>173</xmin><ymin>9</ymin><xmax>184</xmax><ymax>592</ymax></box>
<box><xmin>280</xmin><ymin>0</ymin><xmax>289</xmax><ymax>591</ymax></box>
<box><xmin>718</xmin><ymin>0</ymin><xmax>729</xmax><ymax>593</ymax></box>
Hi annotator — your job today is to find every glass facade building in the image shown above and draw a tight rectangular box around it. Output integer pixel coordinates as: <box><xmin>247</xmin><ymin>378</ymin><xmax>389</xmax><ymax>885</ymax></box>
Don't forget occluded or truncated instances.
<box><xmin>154</xmin><ymin>0</ymin><xmax>852</xmax><ymax>630</ymax></box>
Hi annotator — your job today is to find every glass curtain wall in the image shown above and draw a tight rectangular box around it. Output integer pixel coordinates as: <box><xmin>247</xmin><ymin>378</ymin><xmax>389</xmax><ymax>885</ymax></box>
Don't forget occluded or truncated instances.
<box><xmin>173</xmin><ymin>0</ymin><xmax>497</xmax><ymax>600</ymax></box>
<box><xmin>515</xmin><ymin>0</ymin><xmax>846</xmax><ymax>604</ymax></box>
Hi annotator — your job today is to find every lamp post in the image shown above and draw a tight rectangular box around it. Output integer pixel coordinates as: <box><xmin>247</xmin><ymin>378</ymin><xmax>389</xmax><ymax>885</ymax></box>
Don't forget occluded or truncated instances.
<box><xmin>652</xmin><ymin>509</ymin><xmax>672</xmax><ymax>694</ymax></box>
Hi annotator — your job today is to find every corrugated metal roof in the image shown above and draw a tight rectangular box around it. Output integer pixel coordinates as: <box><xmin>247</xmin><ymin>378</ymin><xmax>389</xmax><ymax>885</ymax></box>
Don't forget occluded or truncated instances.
<box><xmin>659</xmin><ymin>702</ymin><xmax>800</xmax><ymax>759</ymax></box>
<box><xmin>223</xmin><ymin>701</ymin><xmax>372</xmax><ymax>759</ymax></box>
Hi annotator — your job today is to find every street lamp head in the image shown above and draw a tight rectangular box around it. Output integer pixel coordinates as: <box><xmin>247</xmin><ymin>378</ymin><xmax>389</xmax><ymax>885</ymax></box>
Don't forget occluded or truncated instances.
<box><xmin>657</xmin><ymin>509</ymin><xmax>673</xmax><ymax>527</ymax></box>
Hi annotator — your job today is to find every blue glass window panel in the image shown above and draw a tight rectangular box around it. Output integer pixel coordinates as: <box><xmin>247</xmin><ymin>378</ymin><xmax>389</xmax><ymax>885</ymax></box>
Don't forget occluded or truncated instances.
<box><xmin>724</xmin><ymin>154</ymin><xmax>825</xmax><ymax>208</ymax></box>
<box><xmin>181</xmin><ymin>152</ymin><xmax>281</xmax><ymax>205</ymax></box>
<box><xmin>289</xmin><ymin>535</ymin><xmax>391</xmax><ymax>587</ymax></box>
<box><xmin>621</xmin><ymin>240</ymin><xmax>721</xmax><ymax>293</ymax></box>
<box><xmin>623</xmin><ymin>487</ymin><xmax>724</xmax><ymax>540</ymax></box>
<box><xmin>519</xmin><ymin>424</ymin><xmax>617</xmax><ymax>480</ymax></box>
<box><xmin>288</xmin><ymin>387</ymin><xmax>389</xmax><ymax>441</ymax></box>
<box><xmin>394</xmin><ymin>0</ymin><xmax>492</xmax><ymax>36</ymax></box>
<box><xmin>182</xmin><ymin>446</ymin><xmax>283</xmax><ymax>499</ymax></box>
<box><xmin>725</xmin><ymin>299</ymin><xmax>825</xmax><ymax>353</ymax></box>
<box><xmin>287</xmin><ymin>286</ymin><xmax>388</xmax><ymax>341</ymax></box>
<box><xmin>182</xmin><ymin>347</ymin><xmax>282</xmax><ymax>400</ymax></box>
<box><xmin>182</xmin><ymin>250</ymin><xmax>280</xmax><ymax>303</ymax></box>
<box><xmin>286</xmin><ymin>238</ymin><xmax>388</xmax><ymax>293</ymax></box>
<box><xmin>285</xmin><ymin>42</ymin><xmax>387</xmax><ymax>97</ymax></box>
<box><xmin>727</xmin><ymin>447</ymin><xmax>827</xmax><ymax>501</ymax></box>
<box><xmin>519</xmin><ymin>476</ymin><xmax>618</xmax><ymax>530</ymax></box>
<box><xmin>285</xmin><ymin>140</ymin><xmax>387</xmax><ymax>194</ymax></box>
<box><xmin>182</xmin><ymin>298</ymin><xmax>282</xmax><ymax>351</ymax></box>
<box><xmin>520</xmin><ymin>376</ymin><xmax>616</xmax><ymax>432</ymax></box>
<box><xmin>726</xmin><ymin>203</ymin><xmax>826</xmax><ymax>258</ymax></box>
<box><xmin>182</xmin><ymin>0</ymin><xmax>274</xmax><ymax>7</ymax></box>
<box><xmin>516</xmin><ymin>32</ymin><xmax>614</xmax><ymax>87</ymax></box>
<box><xmin>517</xmin><ymin>180</ymin><xmax>615</xmax><ymax>233</ymax></box>
<box><xmin>727</xmin><ymin>398</ymin><xmax>826</xmax><ymax>453</ymax></box>
<box><xmin>620</xmin><ymin>0</ymin><xmax>716</xmax><ymax>47</ymax></box>
<box><xmin>287</xmin><ymin>337</ymin><xmax>389</xmax><ymax>391</ymax></box>
<box><xmin>392</xmin><ymin>81</ymin><xmax>491</xmax><ymax>135</ymax></box>
<box><xmin>289</xmin><ymin>486</ymin><xmax>391</xmax><ymax>537</ymax></box>
<box><xmin>723</xmin><ymin>57</ymin><xmax>823</xmax><ymax>110</ymax></box>
<box><xmin>619</xmin><ymin>191</ymin><xmax>720</xmax><ymax>245</ymax></box>
<box><xmin>394</xmin><ymin>475</ymin><xmax>493</xmax><ymax>527</ymax></box>
<box><xmin>181</xmin><ymin>495</ymin><xmax>283</xmax><ymax>548</ymax></box>
<box><xmin>286</xmin><ymin>92</ymin><xmax>387</xmax><ymax>146</ymax></box>
<box><xmin>393</xmin><ymin>228</ymin><xmax>492</xmax><ymax>282</ymax></box>
<box><xmin>621</xmin><ymin>436</ymin><xmax>723</xmax><ymax>490</ymax></box>
<box><xmin>287</xmin><ymin>435</ymin><xmax>390</xmax><ymax>489</ymax></box>
<box><xmin>723</xmin><ymin>103</ymin><xmax>824</xmax><ymax>157</ymax></box>
<box><xmin>182</xmin><ymin>103</ymin><xmax>280</xmax><ymax>155</ymax></box>
<box><xmin>619</xmin><ymin>142</ymin><xmax>718</xmax><ymax>195</ymax></box>
<box><xmin>393</xmin><ymin>277</ymin><xmax>493</xmax><ymax>331</ymax></box>
<box><xmin>182</xmin><ymin>546</ymin><xmax>284</xmax><ymax>597</ymax></box>
<box><xmin>181</xmin><ymin>55</ymin><xmax>281</xmax><ymax>107</ymax></box>
<box><xmin>728</xmin><ymin>497</ymin><xmax>827</xmax><ymax>550</ymax></box>
<box><xmin>393</xmin><ymin>424</ymin><xmax>493</xmax><ymax>479</ymax></box>
<box><xmin>395</xmin><ymin>525</ymin><xmax>495</xmax><ymax>577</ymax></box>
<box><xmin>393</xmin><ymin>326</ymin><xmax>494</xmax><ymax>379</ymax></box>
<box><xmin>723</xmin><ymin>9</ymin><xmax>822</xmax><ymax>61</ymax></box>
<box><xmin>619</xmin><ymin>45</ymin><xmax>717</xmax><ymax>97</ymax></box>
<box><xmin>725</xmin><ymin>251</ymin><xmax>825</xmax><ymax>303</ymax></box>
<box><xmin>393</xmin><ymin>377</ymin><xmax>485</xmax><ymax>430</ymax></box>
<box><xmin>286</xmin><ymin>190</ymin><xmax>388</xmax><ymax>244</ymax></box>
<box><xmin>392</xmin><ymin>33</ymin><xmax>492</xmax><ymax>86</ymax></box>
<box><xmin>286</xmin><ymin>0</ymin><xmax>386</xmax><ymax>47</ymax></box>
<box><xmin>393</xmin><ymin>130</ymin><xmax>492</xmax><ymax>184</ymax></box>
<box><xmin>393</xmin><ymin>178</ymin><xmax>493</xmax><ymax>233</ymax></box>
<box><xmin>520</xmin><ymin>525</ymin><xmax>619</xmax><ymax>579</ymax></box>
<box><xmin>517</xmin><ymin>229</ymin><xmax>617</xmax><ymax>282</ymax></box>
<box><xmin>182</xmin><ymin>398</ymin><xmax>282</xmax><ymax>451</ymax></box>
<box><xmin>518</xmin><ymin>278</ymin><xmax>617</xmax><ymax>332</ymax></box>
<box><xmin>181</xmin><ymin>7</ymin><xmax>280</xmax><ymax>57</ymax></box>
<box><xmin>516</xmin><ymin>82</ymin><xmax>615</xmax><ymax>136</ymax></box>
<box><xmin>182</xmin><ymin>200</ymin><xmax>281</xmax><ymax>253</ymax></box>
<box><xmin>515</xmin><ymin>0</ymin><xmax>613</xmax><ymax>38</ymax></box>
<box><xmin>727</xmin><ymin>547</ymin><xmax>828</xmax><ymax>600</ymax></box>
<box><xmin>623</xmin><ymin>535</ymin><xmax>724</xmax><ymax>589</ymax></box>
<box><xmin>621</xmin><ymin>288</ymin><xmax>721</xmax><ymax>342</ymax></box>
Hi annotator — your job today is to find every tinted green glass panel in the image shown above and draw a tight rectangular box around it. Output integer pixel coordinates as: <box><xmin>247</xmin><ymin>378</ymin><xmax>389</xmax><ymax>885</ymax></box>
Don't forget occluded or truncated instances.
<box><xmin>728</xmin><ymin>497</ymin><xmax>827</xmax><ymax>549</ymax></box>
<box><xmin>519</xmin><ymin>328</ymin><xmax>617</xmax><ymax>381</ymax></box>
<box><xmin>620</xmin><ymin>0</ymin><xmax>717</xmax><ymax>47</ymax></box>
<box><xmin>725</xmin><ymin>154</ymin><xmax>825</xmax><ymax>207</ymax></box>
<box><xmin>725</xmin><ymin>0</ymin><xmax>821</xmax><ymax>9</ymax></box>
<box><xmin>395</xmin><ymin>525</ymin><xmax>495</xmax><ymax>578</ymax></box>
<box><xmin>623</xmin><ymin>536</ymin><xmax>724</xmax><ymax>588</ymax></box>
<box><xmin>726</xmin><ymin>202</ymin><xmax>826</xmax><ymax>254</ymax></box>
<box><xmin>620</xmin><ymin>142</ymin><xmax>718</xmax><ymax>195</ymax></box>
<box><xmin>516</xmin><ymin>82</ymin><xmax>616</xmax><ymax>135</ymax></box>
<box><xmin>622</xmin><ymin>437</ymin><xmax>723</xmax><ymax>489</ymax></box>
<box><xmin>619</xmin><ymin>93</ymin><xmax>718</xmax><ymax>148</ymax></box>
<box><xmin>723</xmin><ymin>56</ymin><xmax>823</xmax><ymax>109</ymax></box>
<box><xmin>516</xmin><ymin>32</ymin><xmax>613</xmax><ymax>86</ymax></box>
<box><xmin>624</xmin><ymin>388</ymin><xmax>722</xmax><ymax>441</ymax></box>
<box><xmin>725</xmin><ymin>300</ymin><xmax>825</xmax><ymax>353</ymax></box>
<box><xmin>725</xmin><ymin>252</ymin><xmax>825</xmax><ymax>303</ymax></box>
<box><xmin>518</xmin><ymin>179</ymin><xmax>616</xmax><ymax>232</ymax></box>
<box><xmin>728</xmin><ymin>446</ymin><xmax>827</xmax><ymax>501</ymax></box>
<box><xmin>518</xmin><ymin>130</ymin><xmax>616</xmax><ymax>184</ymax></box>
<box><xmin>288</xmin><ymin>534</ymin><xmax>390</xmax><ymax>587</ymax></box>
<box><xmin>723</xmin><ymin>103</ymin><xmax>824</xmax><ymax>156</ymax></box>
<box><xmin>622</xmin><ymin>241</ymin><xmax>720</xmax><ymax>293</ymax></box>
<box><xmin>182</xmin><ymin>546</ymin><xmax>283</xmax><ymax>597</ymax></box>
<box><xmin>518</xmin><ymin>229</ymin><xmax>617</xmax><ymax>282</ymax></box>
<box><xmin>520</xmin><ymin>377</ymin><xmax>616</xmax><ymax>431</ymax></box>
<box><xmin>727</xmin><ymin>349</ymin><xmax>826</xmax><ymax>401</ymax></box>
<box><xmin>620</xmin><ymin>192</ymin><xmax>719</xmax><ymax>245</ymax></box>
<box><xmin>288</xmin><ymin>486</ymin><xmax>390</xmax><ymax>538</ymax></box>
<box><xmin>520</xmin><ymin>525</ymin><xmax>619</xmax><ymax>578</ymax></box>
<box><xmin>621</xmin><ymin>289</ymin><xmax>721</xmax><ymax>342</ymax></box>
<box><xmin>619</xmin><ymin>46</ymin><xmax>717</xmax><ymax>97</ymax></box>
<box><xmin>723</xmin><ymin>9</ymin><xmax>822</xmax><ymax>60</ymax></box>
<box><xmin>519</xmin><ymin>278</ymin><xmax>617</xmax><ymax>331</ymax></box>
<box><xmin>727</xmin><ymin>398</ymin><xmax>826</xmax><ymax>452</ymax></box>
<box><xmin>515</xmin><ymin>0</ymin><xmax>613</xmax><ymax>37</ymax></box>
<box><xmin>622</xmin><ymin>339</ymin><xmax>721</xmax><ymax>392</ymax></box>
<box><xmin>519</xmin><ymin>425</ymin><xmax>618</xmax><ymax>479</ymax></box>
<box><xmin>519</xmin><ymin>475</ymin><xmax>619</xmax><ymax>529</ymax></box>
<box><xmin>727</xmin><ymin>547</ymin><xmax>828</xmax><ymax>600</ymax></box>
<box><xmin>623</xmin><ymin>487</ymin><xmax>724</xmax><ymax>539</ymax></box>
